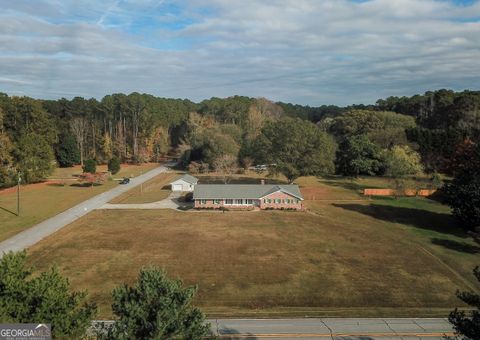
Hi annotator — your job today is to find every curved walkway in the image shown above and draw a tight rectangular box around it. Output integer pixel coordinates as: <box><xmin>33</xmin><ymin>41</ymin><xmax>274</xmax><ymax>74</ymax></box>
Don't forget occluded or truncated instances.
<box><xmin>0</xmin><ymin>163</ymin><xmax>172</xmax><ymax>256</ymax></box>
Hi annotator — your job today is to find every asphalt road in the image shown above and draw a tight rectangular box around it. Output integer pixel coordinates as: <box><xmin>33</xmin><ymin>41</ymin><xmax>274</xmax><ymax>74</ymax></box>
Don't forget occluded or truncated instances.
<box><xmin>0</xmin><ymin>163</ymin><xmax>171</xmax><ymax>256</ymax></box>
<box><xmin>209</xmin><ymin>318</ymin><xmax>455</xmax><ymax>339</ymax></box>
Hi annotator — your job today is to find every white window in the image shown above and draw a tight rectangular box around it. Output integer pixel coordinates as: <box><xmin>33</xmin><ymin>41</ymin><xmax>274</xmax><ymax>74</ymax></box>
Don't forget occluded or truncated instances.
<box><xmin>200</xmin><ymin>199</ymin><xmax>207</xmax><ymax>205</ymax></box>
<box><xmin>225</xmin><ymin>199</ymin><xmax>233</xmax><ymax>205</ymax></box>
<box><xmin>234</xmin><ymin>199</ymin><xmax>243</xmax><ymax>205</ymax></box>
<box><xmin>246</xmin><ymin>199</ymin><xmax>253</xmax><ymax>204</ymax></box>
<box><xmin>214</xmin><ymin>199</ymin><xmax>220</xmax><ymax>204</ymax></box>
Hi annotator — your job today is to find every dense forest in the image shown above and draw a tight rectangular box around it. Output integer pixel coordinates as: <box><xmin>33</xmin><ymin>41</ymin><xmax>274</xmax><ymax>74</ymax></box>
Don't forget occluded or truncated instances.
<box><xmin>0</xmin><ymin>89</ymin><xmax>479</xmax><ymax>188</ymax></box>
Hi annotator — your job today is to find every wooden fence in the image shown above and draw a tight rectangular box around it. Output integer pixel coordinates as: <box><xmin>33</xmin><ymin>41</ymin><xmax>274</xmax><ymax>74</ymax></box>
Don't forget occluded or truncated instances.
<box><xmin>363</xmin><ymin>188</ymin><xmax>437</xmax><ymax>197</ymax></box>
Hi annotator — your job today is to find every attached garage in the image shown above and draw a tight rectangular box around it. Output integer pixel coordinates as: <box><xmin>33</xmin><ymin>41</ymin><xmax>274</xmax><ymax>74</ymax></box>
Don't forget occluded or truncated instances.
<box><xmin>172</xmin><ymin>183</ymin><xmax>184</xmax><ymax>191</ymax></box>
<box><xmin>169</xmin><ymin>174</ymin><xmax>198</xmax><ymax>192</ymax></box>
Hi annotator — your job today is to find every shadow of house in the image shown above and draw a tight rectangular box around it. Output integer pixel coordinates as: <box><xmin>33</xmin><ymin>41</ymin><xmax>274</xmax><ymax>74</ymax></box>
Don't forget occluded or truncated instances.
<box><xmin>332</xmin><ymin>203</ymin><xmax>466</xmax><ymax>238</ymax></box>
<box><xmin>431</xmin><ymin>238</ymin><xmax>480</xmax><ymax>254</ymax></box>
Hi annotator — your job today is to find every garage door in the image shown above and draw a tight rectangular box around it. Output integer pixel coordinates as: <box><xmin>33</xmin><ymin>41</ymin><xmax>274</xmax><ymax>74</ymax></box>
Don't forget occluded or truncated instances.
<box><xmin>172</xmin><ymin>184</ymin><xmax>183</xmax><ymax>191</ymax></box>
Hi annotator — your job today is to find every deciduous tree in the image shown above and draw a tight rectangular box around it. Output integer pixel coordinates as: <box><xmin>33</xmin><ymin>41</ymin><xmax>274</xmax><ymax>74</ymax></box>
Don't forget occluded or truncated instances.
<box><xmin>335</xmin><ymin>135</ymin><xmax>383</xmax><ymax>177</ymax></box>
<box><xmin>70</xmin><ymin>117</ymin><xmax>88</xmax><ymax>166</ymax></box>
<box><xmin>254</xmin><ymin>118</ymin><xmax>336</xmax><ymax>183</ymax></box>
<box><xmin>384</xmin><ymin>145</ymin><xmax>423</xmax><ymax>195</ymax></box>
<box><xmin>213</xmin><ymin>154</ymin><xmax>238</xmax><ymax>183</ymax></box>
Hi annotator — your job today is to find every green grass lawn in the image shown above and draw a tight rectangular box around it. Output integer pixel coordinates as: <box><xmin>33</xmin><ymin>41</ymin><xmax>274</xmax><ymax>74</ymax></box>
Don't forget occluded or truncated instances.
<box><xmin>26</xmin><ymin>174</ymin><xmax>479</xmax><ymax>318</ymax></box>
<box><xmin>0</xmin><ymin>163</ymin><xmax>159</xmax><ymax>242</ymax></box>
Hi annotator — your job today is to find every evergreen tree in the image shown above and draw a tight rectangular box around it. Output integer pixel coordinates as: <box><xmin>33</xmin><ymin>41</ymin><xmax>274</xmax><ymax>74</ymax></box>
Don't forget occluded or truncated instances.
<box><xmin>0</xmin><ymin>108</ymin><xmax>15</xmax><ymax>187</ymax></box>
<box><xmin>448</xmin><ymin>266</ymin><xmax>480</xmax><ymax>340</ymax></box>
<box><xmin>82</xmin><ymin>159</ymin><xmax>97</xmax><ymax>174</ymax></box>
<box><xmin>445</xmin><ymin>140</ymin><xmax>480</xmax><ymax>230</ymax></box>
<box><xmin>56</xmin><ymin>133</ymin><xmax>80</xmax><ymax>167</ymax></box>
<box><xmin>0</xmin><ymin>251</ymin><xmax>97</xmax><ymax>338</ymax></box>
<box><xmin>108</xmin><ymin>156</ymin><xmax>121</xmax><ymax>175</ymax></box>
<box><xmin>15</xmin><ymin>133</ymin><xmax>55</xmax><ymax>183</ymax></box>
<box><xmin>97</xmin><ymin>267</ymin><xmax>211</xmax><ymax>340</ymax></box>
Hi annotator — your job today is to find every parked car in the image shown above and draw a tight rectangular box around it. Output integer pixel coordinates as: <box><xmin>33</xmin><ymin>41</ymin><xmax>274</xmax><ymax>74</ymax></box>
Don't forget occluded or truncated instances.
<box><xmin>119</xmin><ymin>177</ymin><xmax>130</xmax><ymax>184</ymax></box>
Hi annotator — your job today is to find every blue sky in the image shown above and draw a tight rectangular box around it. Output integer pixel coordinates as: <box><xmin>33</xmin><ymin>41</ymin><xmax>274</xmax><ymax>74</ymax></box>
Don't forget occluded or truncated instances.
<box><xmin>0</xmin><ymin>0</ymin><xmax>479</xmax><ymax>105</ymax></box>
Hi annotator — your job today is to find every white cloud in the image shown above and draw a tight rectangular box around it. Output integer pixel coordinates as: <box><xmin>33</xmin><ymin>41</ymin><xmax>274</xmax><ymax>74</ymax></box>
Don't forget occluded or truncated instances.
<box><xmin>0</xmin><ymin>0</ymin><xmax>479</xmax><ymax>105</ymax></box>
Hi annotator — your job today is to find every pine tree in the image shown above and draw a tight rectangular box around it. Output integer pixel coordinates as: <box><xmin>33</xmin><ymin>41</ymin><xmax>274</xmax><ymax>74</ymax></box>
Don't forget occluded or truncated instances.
<box><xmin>97</xmin><ymin>267</ymin><xmax>211</xmax><ymax>340</ymax></box>
<box><xmin>0</xmin><ymin>251</ymin><xmax>97</xmax><ymax>338</ymax></box>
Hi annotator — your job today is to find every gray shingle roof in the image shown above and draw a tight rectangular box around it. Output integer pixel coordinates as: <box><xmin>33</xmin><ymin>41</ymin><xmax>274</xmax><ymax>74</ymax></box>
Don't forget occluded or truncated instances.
<box><xmin>171</xmin><ymin>174</ymin><xmax>198</xmax><ymax>185</ymax></box>
<box><xmin>193</xmin><ymin>184</ymin><xmax>303</xmax><ymax>200</ymax></box>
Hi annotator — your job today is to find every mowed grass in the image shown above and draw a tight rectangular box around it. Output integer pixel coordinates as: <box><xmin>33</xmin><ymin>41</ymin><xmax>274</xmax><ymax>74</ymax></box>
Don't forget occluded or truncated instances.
<box><xmin>27</xmin><ymin>175</ymin><xmax>479</xmax><ymax>318</ymax></box>
<box><xmin>109</xmin><ymin>172</ymin><xmax>179</xmax><ymax>204</ymax></box>
<box><xmin>0</xmin><ymin>163</ymin><xmax>159</xmax><ymax>242</ymax></box>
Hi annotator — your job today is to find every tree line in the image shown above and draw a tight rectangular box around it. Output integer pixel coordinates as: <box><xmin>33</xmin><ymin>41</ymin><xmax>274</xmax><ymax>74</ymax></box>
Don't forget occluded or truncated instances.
<box><xmin>0</xmin><ymin>89</ymin><xmax>479</xmax><ymax>187</ymax></box>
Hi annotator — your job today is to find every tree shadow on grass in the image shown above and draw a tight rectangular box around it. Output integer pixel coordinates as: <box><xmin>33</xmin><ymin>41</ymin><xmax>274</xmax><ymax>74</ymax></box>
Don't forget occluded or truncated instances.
<box><xmin>318</xmin><ymin>176</ymin><xmax>365</xmax><ymax>192</ymax></box>
<box><xmin>332</xmin><ymin>203</ymin><xmax>466</xmax><ymax>238</ymax></box>
<box><xmin>431</xmin><ymin>238</ymin><xmax>480</xmax><ymax>254</ymax></box>
<box><xmin>69</xmin><ymin>183</ymin><xmax>103</xmax><ymax>188</ymax></box>
<box><xmin>46</xmin><ymin>183</ymin><xmax>66</xmax><ymax>187</ymax></box>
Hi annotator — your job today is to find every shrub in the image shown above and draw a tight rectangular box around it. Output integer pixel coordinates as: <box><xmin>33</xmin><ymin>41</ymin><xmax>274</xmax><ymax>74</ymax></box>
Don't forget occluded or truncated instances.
<box><xmin>108</xmin><ymin>156</ymin><xmax>121</xmax><ymax>175</ymax></box>
<box><xmin>82</xmin><ymin>159</ymin><xmax>96</xmax><ymax>174</ymax></box>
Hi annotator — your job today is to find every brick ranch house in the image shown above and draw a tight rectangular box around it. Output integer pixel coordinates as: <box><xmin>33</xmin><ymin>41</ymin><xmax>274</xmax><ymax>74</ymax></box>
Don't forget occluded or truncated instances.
<box><xmin>193</xmin><ymin>184</ymin><xmax>304</xmax><ymax>210</ymax></box>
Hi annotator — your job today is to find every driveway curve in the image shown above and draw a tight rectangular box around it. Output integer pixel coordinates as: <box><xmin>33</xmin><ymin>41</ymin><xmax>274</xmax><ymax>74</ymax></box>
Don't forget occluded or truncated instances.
<box><xmin>0</xmin><ymin>163</ymin><xmax>171</xmax><ymax>256</ymax></box>
<box><xmin>98</xmin><ymin>192</ymin><xmax>191</xmax><ymax>210</ymax></box>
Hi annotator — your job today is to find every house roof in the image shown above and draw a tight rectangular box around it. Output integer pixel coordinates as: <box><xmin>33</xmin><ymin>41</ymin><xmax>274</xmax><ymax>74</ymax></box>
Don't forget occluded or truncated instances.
<box><xmin>193</xmin><ymin>184</ymin><xmax>303</xmax><ymax>200</ymax></box>
<box><xmin>170</xmin><ymin>174</ymin><xmax>198</xmax><ymax>185</ymax></box>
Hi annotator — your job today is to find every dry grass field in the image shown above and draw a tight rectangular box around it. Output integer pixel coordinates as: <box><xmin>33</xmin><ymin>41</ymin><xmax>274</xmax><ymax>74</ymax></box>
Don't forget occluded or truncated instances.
<box><xmin>26</xmin><ymin>175</ymin><xmax>480</xmax><ymax>318</ymax></box>
<box><xmin>0</xmin><ymin>163</ymin><xmax>158</xmax><ymax>241</ymax></box>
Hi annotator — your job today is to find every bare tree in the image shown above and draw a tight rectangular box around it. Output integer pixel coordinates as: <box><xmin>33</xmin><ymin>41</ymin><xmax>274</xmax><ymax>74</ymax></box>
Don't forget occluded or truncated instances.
<box><xmin>70</xmin><ymin>117</ymin><xmax>88</xmax><ymax>166</ymax></box>
<box><xmin>213</xmin><ymin>154</ymin><xmax>238</xmax><ymax>184</ymax></box>
<box><xmin>127</xmin><ymin>94</ymin><xmax>146</xmax><ymax>162</ymax></box>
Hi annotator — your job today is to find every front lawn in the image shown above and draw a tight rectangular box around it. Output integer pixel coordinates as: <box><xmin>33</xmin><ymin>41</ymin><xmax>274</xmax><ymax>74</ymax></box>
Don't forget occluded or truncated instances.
<box><xmin>0</xmin><ymin>163</ymin><xmax>159</xmax><ymax>242</ymax></box>
<box><xmin>27</xmin><ymin>175</ymin><xmax>479</xmax><ymax>318</ymax></box>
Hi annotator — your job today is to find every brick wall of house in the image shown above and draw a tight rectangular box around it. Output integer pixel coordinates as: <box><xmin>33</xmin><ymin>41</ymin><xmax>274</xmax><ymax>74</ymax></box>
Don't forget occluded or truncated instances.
<box><xmin>194</xmin><ymin>199</ymin><xmax>258</xmax><ymax>209</ymax></box>
<box><xmin>194</xmin><ymin>191</ymin><xmax>303</xmax><ymax>210</ymax></box>
<box><xmin>259</xmin><ymin>191</ymin><xmax>303</xmax><ymax>210</ymax></box>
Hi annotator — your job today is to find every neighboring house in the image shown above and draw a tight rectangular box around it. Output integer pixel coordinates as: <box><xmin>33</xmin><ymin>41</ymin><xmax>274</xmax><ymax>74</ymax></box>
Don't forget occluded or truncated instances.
<box><xmin>170</xmin><ymin>174</ymin><xmax>198</xmax><ymax>192</ymax></box>
<box><xmin>193</xmin><ymin>184</ymin><xmax>304</xmax><ymax>210</ymax></box>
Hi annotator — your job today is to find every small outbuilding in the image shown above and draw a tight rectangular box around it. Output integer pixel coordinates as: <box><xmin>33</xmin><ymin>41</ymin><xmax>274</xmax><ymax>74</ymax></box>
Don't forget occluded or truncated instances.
<box><xmin>170</xmin><ymin>174</ymin><xmax>198</xmax><ymax>192</ymax></box>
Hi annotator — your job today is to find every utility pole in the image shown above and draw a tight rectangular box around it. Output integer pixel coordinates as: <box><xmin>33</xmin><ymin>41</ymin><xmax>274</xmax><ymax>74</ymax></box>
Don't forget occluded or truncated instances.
<box><xmin>17</xmin><ymin>174</ymin><xmax>21</xmax><ymax>216</ymax></box>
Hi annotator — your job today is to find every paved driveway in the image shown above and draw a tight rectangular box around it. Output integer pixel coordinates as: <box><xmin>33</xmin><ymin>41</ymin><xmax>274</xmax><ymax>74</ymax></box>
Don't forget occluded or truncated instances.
<box><xmin>0</xmin><ymin>164</ymin><xmax>171</xmax><ymax>256</ymax></box>
<box><xmin>98</xmin><ymin>191</ymin><xmax>192</xmax><ymax>210</ymax></box>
